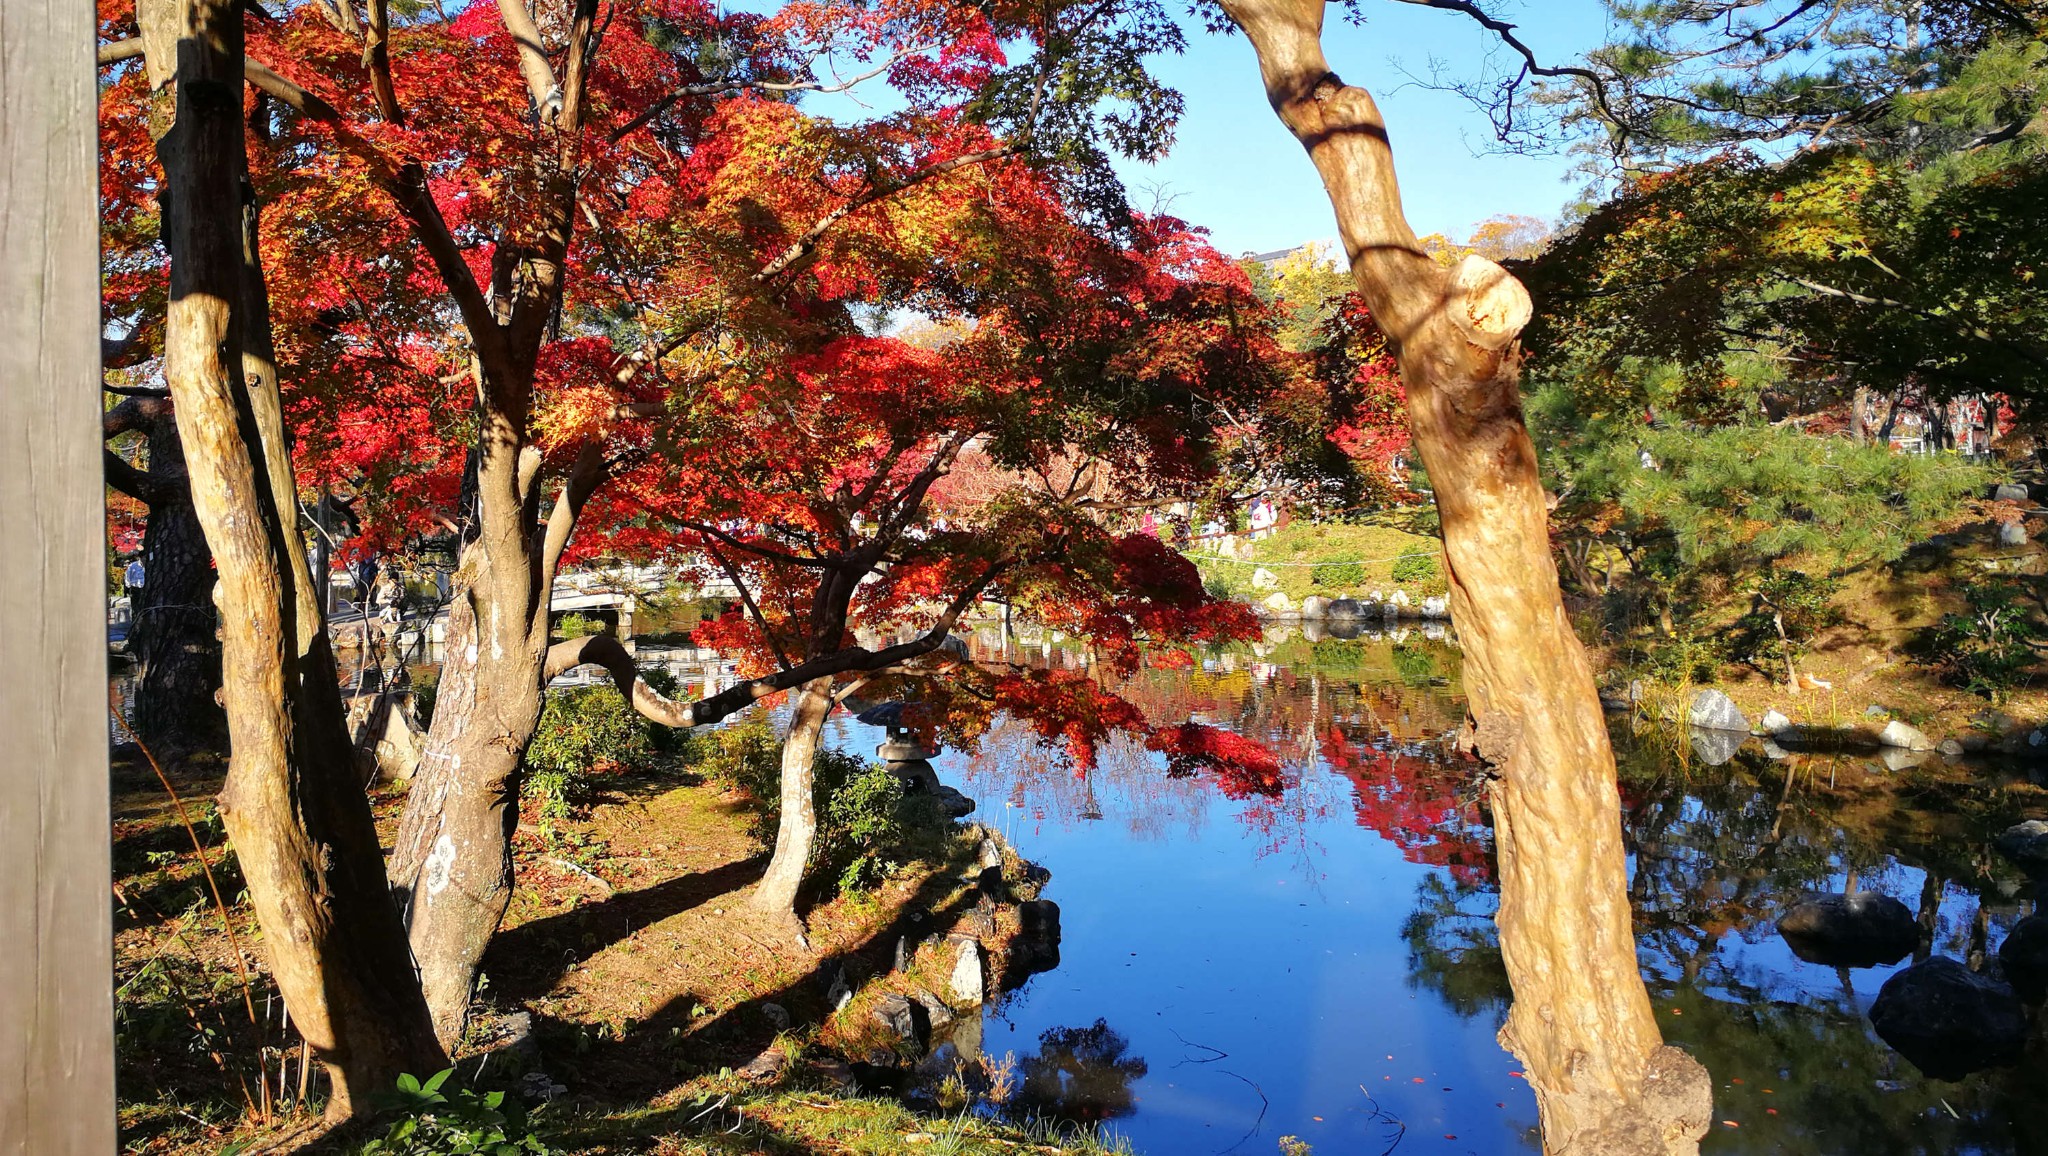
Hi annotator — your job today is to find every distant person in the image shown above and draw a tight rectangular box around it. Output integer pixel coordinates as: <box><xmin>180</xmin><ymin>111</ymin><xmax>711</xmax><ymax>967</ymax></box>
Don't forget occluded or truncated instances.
<box><xmin>123</xmin><ymin>556</ymin><xmax>145</xmax><ymax>605</ymax></box>
<box><xmin>373</xmin><ymin>568</ymin><xmax>404</xmax><ymax>626</ymax></box>
<box><xmin>1140</xmin><ymin>509</ymin><xmax>1159</xmax><ymax>538</ymax></box>
<box><xmin>1248</xmin><ymin>497</ymin><xmax>1277</xmax><ymax>539</ymax></box>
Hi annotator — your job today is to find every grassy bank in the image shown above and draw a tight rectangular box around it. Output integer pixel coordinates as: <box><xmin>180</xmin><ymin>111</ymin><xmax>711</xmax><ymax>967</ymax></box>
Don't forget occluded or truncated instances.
<box><xmin>1190</xmin><ymin>514</ymin><xmax>1444</xmax><ymax>604</ymax></box>
<box><xmin>113</xmin><ymin>710</ymin><xmax>1116</xmax><ymax>1156</ymax></box>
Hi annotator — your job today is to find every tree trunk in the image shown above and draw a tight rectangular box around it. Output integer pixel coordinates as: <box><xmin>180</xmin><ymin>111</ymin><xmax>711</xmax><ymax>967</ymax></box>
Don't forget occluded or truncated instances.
<box><xmin>386</xmin><ymin>570</ymin><xmax>540</xmax><ymax>1044</ymax></box>
<box><xmin>749</xmin><ymin>675</ymin><xmax>834</xmax><ymax>929</ymax></box>
<box><xmin>149</xmin><ymin>0</ymin><xmax>445</xmax><ymax>1117</ymax></box>
<box><xmin>128</xmin><ymin>418</ymin><xmax>226</xmax><ymax>755</ymax></box>
<box><xmin>1850</xmin><ymin>386</ymin><xmax>1870</xmax><ymax>444</ymax></box>
<box><xmin>1217</xmin><ymin>2</ymin><xmax>1711</xmax><ymax>1151</ymax></box>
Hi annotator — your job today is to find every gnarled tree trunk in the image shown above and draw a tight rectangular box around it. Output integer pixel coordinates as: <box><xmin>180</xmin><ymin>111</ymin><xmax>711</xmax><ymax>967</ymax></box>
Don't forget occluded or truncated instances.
<box><xmin>147</xmin><ymin>0</ymin><xmax>445</xmax><ymax>1117</ymax></box>
<box><xmin>1217</xmin><ymin>2</ymin><xmax>1712</xmax><ymax>1151</ymax></box>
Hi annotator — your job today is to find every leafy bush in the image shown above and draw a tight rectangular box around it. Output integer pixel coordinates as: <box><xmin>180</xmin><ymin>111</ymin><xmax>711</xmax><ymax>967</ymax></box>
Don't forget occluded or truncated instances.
<box><xmin>1922</xmin><ymin>579</ymin><xmax>2045</xmax><ymax>702</ymax></box>
<box><xmin>412</xmin><ymin>670</ymin><xmax>439</xmax><ymax>729</ymax></box>
<box><xmin>1311</xmin><ymin>560</ymin><xmax>1366</xmax><ymax>588</ymax></box>
<box><xmin>1728</xmin><ymin>566</ymin><xmax>1842</xmax><ymax>677</ymax></box>
<box><xmin>698</xmin><ymin>715</ymin><xmax>781</xmax><ymax>806</ymax></box>
<box><xmin>1391</xmin><ymin>549</ymin><xmax>1439</xmax><ymax>585</ymax></box>
<box><xmin>695</xmin><ymin>716</ymin><xmax>943</xmax><ymax>896</ymax></box>
<box><xmin>553</xmin><ymin>611</ymin><xmax>602</xmax><ymax>639</ymax></box>
<box><xmin>522</xmin><ymin>682</ymin><xmax>665</xmax><ymax>817</ymax></box>
<box><xmin>361</xmin><ymin>1069</ymin><xmax>550</xmax><ymax>1155</ymax></box>
<box><xmin>1642</xmin><ymin>631</ymin><xmax>1721</xmax><ymax>685</ymax></box>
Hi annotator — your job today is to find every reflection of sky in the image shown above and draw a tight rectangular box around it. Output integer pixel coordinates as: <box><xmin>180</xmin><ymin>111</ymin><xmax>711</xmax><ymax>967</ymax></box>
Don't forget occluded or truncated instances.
<box><xmin>827</xmin><ymin>648</ymin><xmax>1546</xmax><ymax>1155</ymax></box>
<box><xmin>815</xmin><ymin>648</ymin><xmax>2040</xmax><ymax>1154</ymax></box>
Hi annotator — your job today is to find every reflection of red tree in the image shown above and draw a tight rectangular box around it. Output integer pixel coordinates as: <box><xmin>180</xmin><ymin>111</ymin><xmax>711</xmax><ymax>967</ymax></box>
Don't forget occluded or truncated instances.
<box><xmin>1321</xmin><ymin>725</ymin><xmax>1492</xmax><ymax>883</ymax></box>
<box><xmin>1146</xmin><ymin>722</ymin><xmax>1291</xmax><ymax>798</ymax></box>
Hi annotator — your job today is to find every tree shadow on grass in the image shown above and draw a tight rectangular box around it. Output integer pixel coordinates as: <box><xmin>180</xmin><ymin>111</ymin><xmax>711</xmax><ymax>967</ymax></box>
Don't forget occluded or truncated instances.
<box><xmin>541</xmin><ymin>854</ymin><xmax>992</xmax><ymax>1106</ymax></box>
<box><xmin>484</xmin><ymin>854</ymin><xmax>770</xmax><ymax>1004</ymax></box>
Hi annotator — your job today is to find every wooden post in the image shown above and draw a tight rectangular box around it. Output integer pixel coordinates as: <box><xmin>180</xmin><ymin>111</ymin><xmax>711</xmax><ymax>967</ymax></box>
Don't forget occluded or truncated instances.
<box><xmin>0</xmin><ymin>1</ymin><xmax>117</xmax><ymax>1151</ymax></box>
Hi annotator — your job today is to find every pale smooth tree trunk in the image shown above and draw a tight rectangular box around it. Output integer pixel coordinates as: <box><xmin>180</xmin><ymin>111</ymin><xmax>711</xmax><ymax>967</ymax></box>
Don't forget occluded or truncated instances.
<box><xmin>1216</xmin><ymin>2</ymin><xmax>1712</xmax><ymax>1152</ymax></box>
<box><xmin>147</xmin><ymin>0</ymin><xmax>445</xmax><ymax>1117</ymax></box>
<box><xmin>750</xmin><ymin>676</ymin><xmax>835</xmax><ymax>929</ymax></box>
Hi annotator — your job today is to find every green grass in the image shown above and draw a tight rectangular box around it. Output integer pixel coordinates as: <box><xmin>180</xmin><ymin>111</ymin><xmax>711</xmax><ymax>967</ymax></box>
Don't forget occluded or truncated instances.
<box><xmin>548</xmin><ymin>1089</ymin><xmax>1137</xmax><ymax>1155</ymax></box>
<box><xmin>1192</xmin><ymin>515</ymin><xmax>1444</xmax><ymax>604</ymax></box>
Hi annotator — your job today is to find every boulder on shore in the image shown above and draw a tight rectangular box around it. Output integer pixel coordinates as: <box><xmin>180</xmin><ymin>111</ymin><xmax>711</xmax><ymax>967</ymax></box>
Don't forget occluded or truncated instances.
<box><xmin>1688</xmin><ymin>688</ymin><xmax>1750</xmax><ymax>734</ymax></box>
<box><xmin>1868</xmin><ymin>957</ymin><xmax>2027</xmax><ymax>1081</ymax></box>
<box><xmin>1877</xmin><ymin>719</ymin><xmax>1936</xmax><ymax>752</ymax></box>
<box><xmin>1300</xmin><ymin>595</ymin><xmax>1331</xmax><ymax>620</ymax></box>
<box><xmin>1776</xmin><ymin>891</ymin><xmax>1918</xmax><ymax>968</ymax></box>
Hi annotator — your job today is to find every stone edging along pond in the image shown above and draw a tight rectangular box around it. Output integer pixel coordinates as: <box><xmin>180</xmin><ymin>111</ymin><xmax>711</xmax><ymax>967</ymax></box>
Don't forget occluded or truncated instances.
<box><xmin>1243</xmin><ymin>590</ymin><xmax>1453</xmax><ymax>622</ymax></box>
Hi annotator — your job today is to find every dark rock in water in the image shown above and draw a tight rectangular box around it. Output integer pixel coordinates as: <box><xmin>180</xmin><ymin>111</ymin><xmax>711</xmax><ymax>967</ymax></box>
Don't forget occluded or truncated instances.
<box><xmin>1868</xmin><ymin>957</ymin><xmax>2027</xmax><ymax>1080</ymax></box>
<box><xmin>1019</xmin><ymin>899</ymin><xmax>1061</xmax><ymax>939</ymax></box>
<box><xmin>1324</xmin><ymin>616</ymin><xmax>1362</xmax><ymax>640</ymax></box>
<box><xmin>1994</xmin><ymin>820</ymin><xmax>2048</xmax><ymax>869</ymax></box>
<box><xmin>871</xmin><ymin>993</ymin><xmax>931</xmax><ymax>1051</ymax></box>
<box><xmin>1010</xmin><ymin>898</ymin><xmax>1063</xmax><ymax>979</ymax></box>
<box><xmin>1998</xmin><ymin>915</ymin><xmax>2048</xmax><ymax>1003</ymax></box>
<box><xmin>912</xmin><ymin>989</ymin><xmax>956</xmax><ymax>1032</ymax></box>
<box><xmin>1777</xmin><ymin>892</ymin><xmax>1918</xmax><ymax>968</ymax></box>
<box><xmin>1325</xmin><ymin>598</ymin><xmax>1364</xmax><ymax>620</ymax></box>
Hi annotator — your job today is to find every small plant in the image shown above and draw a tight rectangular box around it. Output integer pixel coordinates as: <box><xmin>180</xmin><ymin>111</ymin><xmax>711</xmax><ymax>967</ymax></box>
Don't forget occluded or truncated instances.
<box><xmin>1642</xmin><ymin>631</ymin><xmax>1720</xmax><ymax>686</ymax></box>
<box><xmin>1278</xmin><ymin>1137</ymin><xmax>1314</xmax><ymax>1156</ymax></box>
<box><xmin>1391</xmin><ymin>548</ymin><xmax>1438</xmax><ymax>585</ymax></box>
<box><xmin>361</xmin><ymin>1069</ymin><xmax>551</xmax><ymax>1155</ymax></box>
<box><xmin>1311</xmin><ymin>560</ymin><xmax>1366</xmax><ymax>588</ymax></box>
<box><xmin>553</xmin><ymin>611</ymin><xmax>603</xmax><ymax>639</ymax></box>
<box><xmin>1728</xmin><ymin>565</ymin><xmax>1841</xmax><ymax>686</ymax></box>
<box><xmin>1922</xmin><ymin>578</ymin><xmax>2045</xmax><ymax>702</ymax></box>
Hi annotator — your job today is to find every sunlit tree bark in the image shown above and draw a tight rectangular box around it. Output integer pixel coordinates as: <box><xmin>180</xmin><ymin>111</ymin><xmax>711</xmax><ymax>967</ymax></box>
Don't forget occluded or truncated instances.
<box><xmin>1215</xmin><ymin>1</ymin><xmax>1712</xmax><ymax>1151</ymax></box>
<box><xmin>143</xmin><ymin>0</ymin><xmax>445</xmax><ymax>1116</ymax></box>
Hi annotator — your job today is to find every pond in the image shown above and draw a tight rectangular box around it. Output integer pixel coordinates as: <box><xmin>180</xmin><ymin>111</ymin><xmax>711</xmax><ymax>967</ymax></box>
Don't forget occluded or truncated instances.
<box><xmin>809</xmin><ymin>632</ymin><xmax>2047</xmax><ymax>1156</ymax></box>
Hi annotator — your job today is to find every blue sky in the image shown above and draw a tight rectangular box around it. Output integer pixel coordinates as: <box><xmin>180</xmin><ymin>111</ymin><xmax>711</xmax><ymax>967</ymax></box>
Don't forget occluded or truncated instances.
<box><xmin>1123</xmin><ymin>1</ymin><xmax>1621</xmax><ymax>255</ymax></box>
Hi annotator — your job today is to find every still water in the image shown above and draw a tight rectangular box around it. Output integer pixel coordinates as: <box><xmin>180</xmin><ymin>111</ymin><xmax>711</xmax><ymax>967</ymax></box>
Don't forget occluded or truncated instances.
<box><xmin>815</xmin><ymin>634</ymin><xmax>2046</xmax><ymax>1155</ymax></box>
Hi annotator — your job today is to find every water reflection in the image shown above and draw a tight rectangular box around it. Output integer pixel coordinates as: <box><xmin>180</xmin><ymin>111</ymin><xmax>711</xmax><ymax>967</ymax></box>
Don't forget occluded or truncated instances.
<box><xmin>1012</xmin><ymin>1020</ymin><xmax>1150</xmax><ymax>1125</ymax></box>
<box><xmin>907</xmin><ymin>639</ymin><xmax>2047</xmax><ymax>1154</ymax></box>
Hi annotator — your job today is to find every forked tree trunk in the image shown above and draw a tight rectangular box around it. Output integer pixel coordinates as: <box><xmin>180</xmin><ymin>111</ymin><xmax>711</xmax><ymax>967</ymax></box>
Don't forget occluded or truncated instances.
<box><xmin>750</xmin><ymin>675</ymin><xmax>835</xmax><ymax>928</ymax></box>
<box><xmin>1217</xmin><ymin>2</ymin><xmax>1711</xmax><ymax>1151</ymax></box>
<box><xmin>148</xmin><ymin>0</ymin><xmax>445</xmax><ymax>1117</ymax></box>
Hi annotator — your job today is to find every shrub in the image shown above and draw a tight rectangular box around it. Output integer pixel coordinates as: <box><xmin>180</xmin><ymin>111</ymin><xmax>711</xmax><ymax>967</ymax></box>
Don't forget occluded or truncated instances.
<box><xmin>1727</xmin><ymin>566</ymin><xmax>1841</xmax><ymax>678</ymax></box>
<box><xmin>554</xmin><ymin>611</ymin><xmax>602</xmax><ymax>639</ymax></box>
<box><xmin>1642</xmin><ymin>631</ymin><xmax>1721</xmax><ymax>685</ymax></box>
<box><xmin>522</xmin><ymin>683</ymin><xmax>660</xmax><ymax>817</ymax></box>
<box><xmin>412</xmin><ymin>669</ymin><xmax>440</xmax><ymax>729</ymax></box>
<box><xmin>1391</xmin><ymin>549</ymin><xmax>1438</xmax><ymax>585</ymax></box>
<box><xmin>1922</xmin><ymin>578</ymin><xmax>2045</xmax><ymax>702</ymax></box>
<box><xmin>695</xmin><ymin>716</ymin><xmax>944</xmax><ymax>896</ymax></box>
<box><xmin>1311</xmin><ymin>560</ymin><xmax>1366</xmax><ymax>588</ymax></box>
<box><xmin>361</xmin><ymin>1069</ymin><xmax>550</xmax><ymax>1155</ymax></box>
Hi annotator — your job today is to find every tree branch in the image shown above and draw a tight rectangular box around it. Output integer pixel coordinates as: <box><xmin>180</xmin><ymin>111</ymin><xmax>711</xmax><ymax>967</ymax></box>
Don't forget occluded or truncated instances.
<box><xmin>544</xmin><ymin>560</ymin><xmax>1006</xmax><ymax>727</ymax></box>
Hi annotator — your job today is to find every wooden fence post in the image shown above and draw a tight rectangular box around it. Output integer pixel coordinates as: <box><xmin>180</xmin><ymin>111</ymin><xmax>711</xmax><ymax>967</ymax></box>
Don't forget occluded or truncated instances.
<box><xmin>0</xmin><ymin>2</ymin><xmax>117</xmax><ymax>1151</ymax></box>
